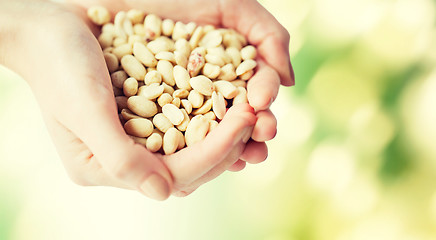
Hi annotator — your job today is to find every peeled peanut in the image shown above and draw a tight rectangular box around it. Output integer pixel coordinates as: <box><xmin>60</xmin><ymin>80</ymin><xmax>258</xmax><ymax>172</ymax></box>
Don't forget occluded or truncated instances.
<box><xmin>190</xmin><ymin>75</ymin><xmax>214</xmax><ymax>96</ymax></box>
<box><xmin>173</xmin><ymin>89</ymin><xmax>189</xmax><ymax>99</ymax></box>
<box><xmin>153</xmin><ymin>113</ymin><xmax>173</xmax><ymax>133</ymax></box>
<box><xmin>88</xmin><ymin>6</ymin><xmax>111</xmax><ymax>25</ymax></box>
<box><xmin>113</xmin><ymin>43</ymin><xmax>132</xmax><ymax>59</ymax></box>
<box><xmin>144</xmin><ymin>14</ymin><xmax>162</xmax><ymax>40</ymax></box>
<box><xmin>213</xmin><ymin>80</ymin><xmax>238</xmax><ymax>99</ymax></box>
<box><xmin>137</xmin><ymin>83</ymin><xmax>164</xmax><ymax>99</ymax></box>
<box><xmin>218</xmin><ymin>64</ymin><xmax>237</xmax><ymax>81</ymax></box>
<box><xmin>146</xmin><ymin>133</ymin><xmax>162</xmax><ymax>152</ymax></box>
<box><xmin>174</xmin><ymin>39</ymin><xmax>191</xmax><ymax>57</ymax></box>
<box><xmin>98</xmin><ymin>32</ymin><xmax>114</xmax><ymax>49</ymax></box>
<box><xmin>185</xmin><ymin>115</ymin><xmax>210</xmax><ymax>147</ymax></box>
<box><xmin>127</xmin><ymin>96</ymin><xmax>158</xmax><ymax>118</ymax></box>
<box><xmin>157</xmin><ymin>60</ymin><xmax>176</xmax><ymax>86</ymax></box>
<box><xmin>104</xmin><ymin>53</ymin><xmax>119</xmax><ymax>73</ymax></box>
<box><xmin>172</xmin><ymin>21</ymin><xmax>189</xmax><ymax>41</ymax></box>
<box><xmin>113</xmin><ymin>37</ymin><xmax>127</xmax><ymax>47</ymax></box>
<box><xmin>189</xmin><ymin>26</ymin><xmax>204</xmax><ymax>49</ymax></box>
<box><xmin>133</xmin><ymin>42</ymin><xmax>157</xmax><ymax>67</ymax></box>
<box><xmin>202</xmin><ymin>63</ymin><xmax>220</xmax><ymax>79</ymax></box>
<box><xmin>147</xmin><ymin>38</ymin><xmax>172</xmax><ymax>54</ymax></box>
<box><xmin>124</xmin><ymin>118</ymin><xmax>153</xmax><ymax>138</ymax></box>
<box><xmin>241</xmin><ymin>45</ymin><xmax>257</xmax><ymax>60</ymax></box>
<box><xmin>203</xmin><ymin>111</ymin><xmax>216</xmax><ymax>121</ymax></box>
<box><xmin>162</xmin><ymin>19</ymin><xmax>175</xmax><ymax>36</ymax></box>
<box><xmin>188</xmin><ymin>90</ymin><xmax>204</xmax><ymax>108</ymax></box>
<box><xmin>174</xmin><ymin>51</ymin><xmax>188</xmax><ymax>68</ymax></box>
<box><xmin>133</xmin><ymin>23</ymin><xmax>146</xmax><ymax>36</ymax></box>
<box><xmin>121</xmin><ymin>108</ymin><xmax>140</xmax><ymax>121</ymax></box>
<box><xmin>212</xmin><ymin>91</ymin><xmax>226</xmax><ymax>120</ymax></box>
<box><xmin>157</xmin><ymin>93</ymin><xmax>173</xmax><ymax>107</ymax></box>
<box><xmin>205</xmin><ymin>54</ymin><xmax>225</xmax><ymax>67</ymax></box>
<box><xmin>162</xmin><ymin>82</ymin><xmax>175</xmax><ymax>95</ymax></box>
<box><xmin>192</xmin><ymin>98</ymin><xmax>213</xmax><ymax>115</ymax></box>
<box><xmin>162</xmin><ymin>103</ymin><xmax>184</xmax><ymax>125</ymax></box>
<box><xmin>209</xmin><ymin>120</ymin><xmax>219</xmax><ymax>132</ymax></box>
<box><xmin>123</xmin><ymin>77</ymin><xmax>139</xmax><ymax>97</ymax></box>
<box><xmin>155</xmin><ymin>51</ymin><xmax>175</xmax><ymax>64</ymax></box>
<box><xmin>226</xmin><ymin>47</ymin><xmax>242</xmax><ymax>67</ymax></box>
<box><xmin>240</xmin><ymin>70</ymin><xmax>254</xmax><ymax>80</ymax></box>
<box><xmin>111</xmin><ymin>70</ymin><xmax>128</xmax><ymax>88</ymax></box>
<box><xmin>130</xmin><ymin>136</ymin><xmax>147</xmax><ymax>146</ymax></box>
<box><xmin>176</xmin><ymin>109</ymin><xmax>190</xmax><ymax>131</ymax></box>
<box><xmin>115</xmin><ymin>96</ymin><xmax>128</xmax><ymax>112</ymax></box>
<box><xmin>121</xmin><ymin>55</ymin><xmax>146</xmax><ymax>80</ymax></box>
<box><xmin>114</xmin><ymin>11</ymin><xmax>127</xmax><ymax>39</ymax></box>
<box><xmin>181</xmin><ymin>99</ymin><xmax>193</xmax><ymax>114</ymax></box>
<box><xmin>236</xmin><ymin>59</ymin><xmax>257</xmax><ymax>76</ymax></box>
<box><xmin>200</xmin><ymin>30</ymin><xmax>222</xmax><ymax>48</ymax></box>
<box><xmin>123</xmin><ymin>19</ymin><xmax>134</xmax><ymax>36</ymax></box>
<box><xmin>233</xmin><ymin>86</ymin><xmax>248</xmax><ymax>105</ymax></box>
<box><xmin>231</xmin><ymin>80</ymin><xmax>247</xmax><ymax>88</ymax></box>
<box><xmin>171</xmin><ymin>97</ymin><xmax>181</xmax><ymax>108</ymax></box>
<box><xmin>127</xmin><ymin>9</ymin><xmax>145</xmax><ymax>24</ymax></box>
<box><xmin>144</xmin><ymin>70</ymin><xmax>162</xmax><ymax>85</ymax></box>
<box><xmin>173</xmin><ymin>65</ymin><xmax>191</xmax><ymax>90</ymax></box>
<box><xmin>163</xmin><ymin>127</ymin><xmax>180</xmax><ymax>155</ymax></box>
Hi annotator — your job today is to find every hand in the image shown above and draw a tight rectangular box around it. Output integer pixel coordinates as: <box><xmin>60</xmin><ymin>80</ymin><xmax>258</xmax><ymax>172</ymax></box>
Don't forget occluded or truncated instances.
<box><xmin>69</xmin><ymin>0</ymin><xmax>295</xmax><ymax>190</ymax></box>
<box><xmin>0</xmin><ymin>0</ymin><xmax>293</xmax><ymax>199</ymax></box>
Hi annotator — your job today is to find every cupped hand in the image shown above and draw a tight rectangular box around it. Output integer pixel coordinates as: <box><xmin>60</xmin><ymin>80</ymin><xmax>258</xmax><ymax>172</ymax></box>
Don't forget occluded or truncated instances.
<box><xmin>0</xmin><ymin>0</ymin><xmax>294</xmax><ymax>199</ymax></box>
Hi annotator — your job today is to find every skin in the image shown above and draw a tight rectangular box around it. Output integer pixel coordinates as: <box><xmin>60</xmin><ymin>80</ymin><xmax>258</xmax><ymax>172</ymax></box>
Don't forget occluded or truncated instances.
<box><xmin>0</xmin><ymin>0</ymin><xmax>294</xmax><ymax>200</ymax></box>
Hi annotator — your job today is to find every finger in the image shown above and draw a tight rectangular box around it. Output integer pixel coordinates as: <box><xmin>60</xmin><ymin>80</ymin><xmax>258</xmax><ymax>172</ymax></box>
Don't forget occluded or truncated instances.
<box><xmin>220</xmin><ymin>0</ymin><xmax>294</xmax><ymax>86</ymax></box>
<box><xmin>247</xmin><ymin>59</ymin><xmax>280</xmax><ymax>111</ymax></box>
<box><xmin>240</xmin><ymin>140</ymin><xmax>268</xmax><ymax>164</ymax></box>
<box><xmin>227</xmin><ymin>160</ymin><xmax>247</xmax><ymax>172</ymax></box>
<box><xmin>33</xmin><ymin>20</ymin><xmax>173</xmax><ymax>200</ymax></box>
<box><xmin>163</xmin><ymin>104</ymin><xmax>256</xmax><ymax>189</ymax></box>
<box><xmin>43</xmin><ymin>115</ymin><xmax>132</xmax><ymax>189</ymax></box>
<box><xmin>173</xmin><ymin>141</ymin><xmax>246</xmax><ymax>197</ymax></box>
<box><xmin>252</xmin><ymin>109</ymin><xmax>277</xmax><ymax>142</ymax></box>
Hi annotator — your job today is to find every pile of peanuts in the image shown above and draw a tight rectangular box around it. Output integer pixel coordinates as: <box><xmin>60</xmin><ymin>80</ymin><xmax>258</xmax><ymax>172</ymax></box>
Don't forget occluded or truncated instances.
<box><xmin>88</xmin><ymin>6</ymin><xmax>257</xmax><ymax>155</ymax></box>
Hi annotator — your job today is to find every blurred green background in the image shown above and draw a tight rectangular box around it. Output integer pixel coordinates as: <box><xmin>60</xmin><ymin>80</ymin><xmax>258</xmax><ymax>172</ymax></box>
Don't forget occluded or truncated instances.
<box><xmin>1</xmin><ymin>0</ymin><xmax>436</xmax><ymax>239</ymax></box>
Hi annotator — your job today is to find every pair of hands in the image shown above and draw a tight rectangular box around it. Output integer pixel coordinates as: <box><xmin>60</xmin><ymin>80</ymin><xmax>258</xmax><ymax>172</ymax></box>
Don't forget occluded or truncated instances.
<box><xmin>0</xmin><ymin>0</ymin><xmax>294</xmax><ymax>200</ymax></box>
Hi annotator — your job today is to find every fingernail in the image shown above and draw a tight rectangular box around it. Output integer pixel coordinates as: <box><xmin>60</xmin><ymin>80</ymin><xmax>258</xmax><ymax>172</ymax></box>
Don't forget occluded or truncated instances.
<box><xmin>242</xmin><ymin>126</ymin><xmax>254</xmax><ymax>143</ymax></box>
<box><xmin>140</xmin><ymin>173</ymin><xmax>170</xmax><ymax>201</ymax></box>
<box><xmin>235</xmin><ymin>126</ymin><xmax>254</xmax><ymax>145</ymax></box>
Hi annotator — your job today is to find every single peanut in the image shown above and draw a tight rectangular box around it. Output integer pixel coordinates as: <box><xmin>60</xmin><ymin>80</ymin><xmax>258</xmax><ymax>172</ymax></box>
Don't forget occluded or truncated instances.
<box><xmin>163</xmin><ymin>127</ymin><xmax>180</xmax><ymax>155</ymax></box>
<box><xmin>173</xmin><ymin>65</ymin><xmax>192</xmax><ymax>90</ymax></box>
<box><xmin>185</xmin><ymin>115</ymin><xmax>210</xmax><ymax>147</ymax></box>
<box><xmin>213</xmin><ymin>80</ymin><xmax>238</xmax><ymax>99</ymax></box>
<box><xmin>212</xmin><ymin>91</ymin><xmax>226</xmax><ymax>120</ymax></box>
<box><xmin>127</xmin><ymin>96</ymin><xmax>158</xmax><ymax>118</ymax></box>
<box><xmin>153</xmin><ymin>113</ymin><xmax>173</xmax><ymax>133</ymax></box>
<box><xmin>190</xmin><ymin>75</ymin><xmax>214</xmax><ymax>97</ymax></box>
<box><xmin>133</xmin><ymin>42</ymin><xmax>157</xmax><ymax>67</ymax></box>
<box><xmin>121</xmin><ymin>55</ymin><xmax>146</xmax><ymax>80</ymax></box>
<box><xmin>192</xmin><ymin>98</ymin><xmax>213</xmax><ymax>115</ymax></box>
<box><xmin>162</xmin><ymin>103</ymin><xmax>184</xmax><ymax>125</ymax></box>
<box><xmin>236</xmin><ymin>59</ymin><xmax>257</xmax><ymax>76</ymax></box>
<box><xmin>88</xmin><ymin>6</ymin><xmax>111</xmax><ymax>25</ymax></box>
<box><xmin>188</xmin><ymin>89</ymin><xmax>204</xmax><ymax>108</ymax></box>
<box><xmin>157</xmin><ymin>60</ymin><xmax>176</xmax><ymax>86</ymax></box>
<box><xmin>123</xmin><ymin>77</ymin><xmax>139</xmax><ymax>97</ymax></box>
<box><xmin>124</xmin><ymin>118</ymin><xmax>153</xmax><ymax>138</ymax></box>
<box><xmin>146</xmin><ymin>133</ymin><xmax>163</xmax><ymax>152</ymax></box>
